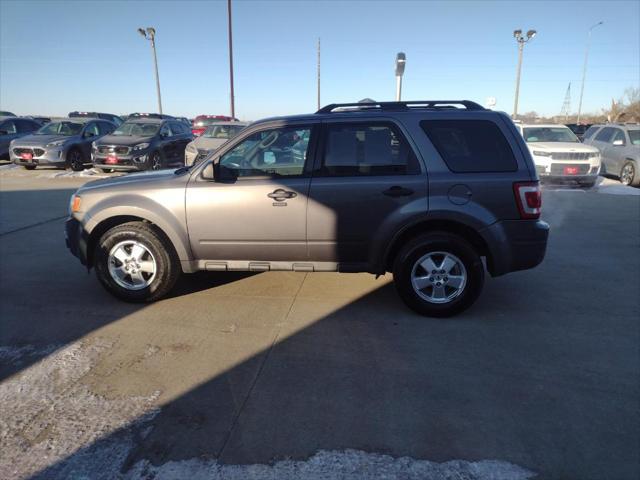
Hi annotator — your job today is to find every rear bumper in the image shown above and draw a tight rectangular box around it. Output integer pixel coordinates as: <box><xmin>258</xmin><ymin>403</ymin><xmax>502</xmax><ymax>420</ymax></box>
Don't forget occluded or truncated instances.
<box><xmin>65</xmin><ymin>217</ymin><xmax>89</xmax><ymax>266</ymax></box>
<box><xmin>482</xmin><ymin>219</ymin><xmax>549</xmax><ymax>277</ymax></box>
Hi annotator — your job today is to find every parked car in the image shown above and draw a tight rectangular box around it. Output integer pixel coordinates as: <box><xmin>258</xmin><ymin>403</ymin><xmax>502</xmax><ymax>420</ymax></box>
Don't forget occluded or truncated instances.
<box><xmin>565</xmin><ymin>123</ymin><xmax>592</xmax><ymax>142</ymax></box>
<box><xmin>92</xmin><ymin>118</ymin><xmax>192</xmax><ymax>172</ymax></box>
<box><xmin>176</xmin><ymin>117</ymin><xmax>191</xmax><ymax>126</ymax></box>
<box><xmin>69</xmin><ymin>111</ymin><xmax>123</xmax><ymax>126</ymax></box>
<box><xmin>66</xmin><ymin>100</ymin><xmax>549</xmax><ymax>317</ymax></box>
<box><xmin>184</xmin><ymin>121</ymin><xmax>248</xmax><ymax>165</ymax></box>
<box><xmin>0</xmin><ymin>111</ymin><xmax>16</xmax><ymax>117</ymax></box>
<box><xmin>25</xmin><ymin>116</ymin><xmax>51</xmax><ymax>125</ymax></box>
<box><xmin>516</xmin><ymin>123</ymin><xmax>600</xmax><ymax>187</ymax></box>
<box><xmin>583</xmin><ymin>123</ymin><xmax>640</xmax><ymax>186</ymax></box>
<box><xmin>126</xmin><ymin>113</ymin><xmax>174</xmax><ymax>121</ymax></box>
<box><xmin>10</xmin><ymin>117</ymin><xmax>116</xmax><ymax>171</ymax></box>
<box><xmin>0</xmin><ymin>117</ymin><xmax>43</xmax><ymax>159</ymax></box>
<box><xmin>191</xmin><ymin>115</ymin><xmax>236</xmax><ymax>136</ymax></box>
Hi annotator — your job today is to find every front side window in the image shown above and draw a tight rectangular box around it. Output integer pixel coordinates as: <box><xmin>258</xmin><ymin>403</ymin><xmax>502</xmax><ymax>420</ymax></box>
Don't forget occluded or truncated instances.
<box><xmin>421</xmin><ymin>120</ymin><xmax>517</xmax><ymax>173</ymax></box>
<box><xmin>219</xmin><ymin>126</ymin><xmax>311</xmax><ymax>178</ymax></box>
<box><xmin>320</xmin><ymin>123</ymin><xmax>419</xmax><ymax>176</ymax></box>
<box><xmin>594</xmin><ymin>127</ymin><xmax>615</xmax><ymax>142</ymax></box>
<box><xmin>0</xmin><ymin>120</ymin><xmax>17</xmax><ymax>134</ymax></box>
<box><xmin>583</xmin><ymin>126</ymin><xmax>600</xmax><ymax>139</ymax></box>
<box><xmin>610</xmin><ymin>129</ymin><xmax>626</xmax><ymax>145</ymax></box>
<box><xmin>523</xmin><ymin>127</ymin><xmax>579</xmax><ymax>143</ymax></box>
<box><xmin>84</xmin><ymin>123</ymin><xmax>100</xmax><ymax>137</ymax></box>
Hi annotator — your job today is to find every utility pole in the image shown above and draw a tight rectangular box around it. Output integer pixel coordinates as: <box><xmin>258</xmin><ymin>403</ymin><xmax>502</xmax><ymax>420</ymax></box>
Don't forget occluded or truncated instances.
<box><xmin>227</xmin><ymin>0</ymin><xmax>235</xmax><ymax>119</ymax></box>
<box><xmin>137</xmin><ymin>27</ymin><xmax>163</xmax><ymax>114</ymax></box>
<box><xmin>560</xmin><ymin>83</ymin><xmax>571</xmax><ymax>121</ymax></box>
<box><xmin>512</xmin><ymin>29</ymin><xmax>536</xmax><ymax>119</ymax></box>
<box><xmin>395</xmin><ymin>52</ymin><xmax>406</xmax><ymax>101</ymax></box>
<box><xmin>577</xmin><ymin>21</ymin><xmax>603</xmax><ymax>124</ymax></box>
<box><xmin>317</xmin><ymin>38</ymin><xmax>321</xmax><ymax>110</ymax></box>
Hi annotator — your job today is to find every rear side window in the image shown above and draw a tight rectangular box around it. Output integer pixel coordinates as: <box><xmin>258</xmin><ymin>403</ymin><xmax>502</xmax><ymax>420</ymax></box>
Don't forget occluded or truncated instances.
<box><xmin>320</xmin><ymin>122</ymin><xmax>420</xmax><ymax>176</ymax></box>
<box><xmin>583</xmin><ymin>126</ymin><xmax>599</xmax><ymax>139</ymax></box>
<box><xmin>594</xmin><ymin>127</ymin><xmax>614</xmax><ymax>142</ymax></box>
<box><xmin>421</xmin><ymin>120</ymin><xmax>517</xmax><ymax>173</ymax></box>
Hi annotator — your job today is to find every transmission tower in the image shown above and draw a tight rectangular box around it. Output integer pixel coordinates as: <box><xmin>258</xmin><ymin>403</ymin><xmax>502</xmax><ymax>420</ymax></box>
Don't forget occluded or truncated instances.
<box><xmin>560</xmin><ymin>82</ymin><xmax>571</xmax><ymax>121</ymax></box>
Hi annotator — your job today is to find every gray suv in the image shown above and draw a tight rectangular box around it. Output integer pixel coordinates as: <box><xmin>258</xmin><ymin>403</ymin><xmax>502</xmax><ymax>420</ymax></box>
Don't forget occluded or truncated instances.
<box><xmin>583</xmin><ymin>124</ymin><xmax>640</xmax><ymax>186</ymax></box>
<box><xmin>66</xmin><ymin>100</ymin><xmax>549</xmax><ymax>317</ymax></box>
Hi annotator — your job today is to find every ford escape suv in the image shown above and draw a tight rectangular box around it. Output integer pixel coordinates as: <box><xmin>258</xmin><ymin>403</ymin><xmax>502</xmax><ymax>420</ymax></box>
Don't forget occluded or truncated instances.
<box><xmin>66</xmin><ymin>100</ymin><xmax>549</xmax><ymax>317</ymax></box>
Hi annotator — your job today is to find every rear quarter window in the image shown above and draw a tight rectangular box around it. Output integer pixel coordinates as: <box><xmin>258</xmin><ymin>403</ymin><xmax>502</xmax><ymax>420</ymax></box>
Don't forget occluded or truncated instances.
<box><xmin>420</xmin><ymin>120</ymin><xmax>517</xmax><ymax>173</ymax></box>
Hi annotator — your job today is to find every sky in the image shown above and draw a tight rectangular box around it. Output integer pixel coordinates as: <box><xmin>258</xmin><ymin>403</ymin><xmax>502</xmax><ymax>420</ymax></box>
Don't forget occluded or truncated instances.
<box><xmin>0</xmin><ymin>0</ymin><xmax>638</xmax><ymax>120</ymax></box>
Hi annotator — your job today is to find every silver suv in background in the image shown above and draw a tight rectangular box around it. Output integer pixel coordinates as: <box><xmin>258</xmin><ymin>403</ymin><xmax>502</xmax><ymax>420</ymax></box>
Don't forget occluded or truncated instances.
<box><xmin>583</xmin><ymin>124</ymin><xmax>640</xmax><ymax>186</ymax></box>
<box><xmin>10</xmin><ymin>118</ymin><xmax>116</xmax><ymax>171</ymax></box>
<box><xmin>66</xmin><ymin>100</ymin><xmax>549</xmax><ymax>317</ymax></box>
<box><xmin>184</xmin><ymin>121</ymin><xmax>248</xmax><ymax>166</ymax></box>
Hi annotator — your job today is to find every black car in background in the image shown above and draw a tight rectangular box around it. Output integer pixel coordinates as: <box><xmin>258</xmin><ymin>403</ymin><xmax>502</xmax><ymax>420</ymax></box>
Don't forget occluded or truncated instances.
<box><xmin>69</xmin><ymin>111</ymin><xmax>123</xmax><ymax>126</ymax></box>
<box><xmin>0</xmin><ymin>117</ymin><xmax>44</xmax><ymax>159</ymax></box>
<box><xmin>565</xmin><ymin>123</ymin><xmax>592</xmax><ymax>142</ymax></box>
<box><xmin>92</xmin><ymin>118</ymin><xmax>192</xmax><ymax>172</ymax></box>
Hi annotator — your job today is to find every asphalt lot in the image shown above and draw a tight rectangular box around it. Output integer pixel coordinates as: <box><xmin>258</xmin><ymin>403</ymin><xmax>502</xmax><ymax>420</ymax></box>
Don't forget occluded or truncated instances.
<box><xmin>0</xmin><ymin>166</ymin><xmax>638</xmax><ymax>480</ymax></box>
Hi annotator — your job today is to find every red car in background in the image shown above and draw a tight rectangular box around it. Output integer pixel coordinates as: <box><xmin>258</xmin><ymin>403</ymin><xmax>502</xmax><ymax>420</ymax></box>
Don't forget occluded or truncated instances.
<box><xmin>192</xmin><ymin>115</ymin><xmax>237</xmax><ymax>136</ymax></box>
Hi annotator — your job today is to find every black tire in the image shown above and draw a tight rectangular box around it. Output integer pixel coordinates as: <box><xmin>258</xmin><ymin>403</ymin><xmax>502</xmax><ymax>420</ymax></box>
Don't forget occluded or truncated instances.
<box><xmin>94</xmin><ymin>221</ymin><xmax>180</xmax><ymax>302</ymax></box>
<box><xmin>393</xmin><ymin>232</ymin><xmax>484</xmax><ymax>317</ymax></box>
<box><xmin>67</xmin><ymin>148</ymin><xmax>85</xmax><ymax>171</ymax></box>
<box><xmin>149</xmin><ymin>151</ymin><xmax>163</xmax><ymax>171</ymax></box>
<box><xmin>620</xmin><ymin>161</ymin><xmax>639</xmax><ymax>187</ymax></box>
<box><xmin>23</xmin><ymin>165</ymin><xmax>36</xmax><ymax>170</ymax></box>
<box><xmin>581</xmin><ymin>179</ymin><xmax>597</xmax><ymax>189</ymax></box>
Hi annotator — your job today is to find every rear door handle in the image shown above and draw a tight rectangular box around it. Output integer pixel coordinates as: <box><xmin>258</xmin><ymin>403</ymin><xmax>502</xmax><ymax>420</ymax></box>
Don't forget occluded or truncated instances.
<box><xmin>268</xmin><ymin>189</ymin><xmax>297</xmax><ymax>201</ymax></box>
<box><xmin>382</xmin><ymin>186</ymin><xmax>414</xmax><ymax>197</ymax></box>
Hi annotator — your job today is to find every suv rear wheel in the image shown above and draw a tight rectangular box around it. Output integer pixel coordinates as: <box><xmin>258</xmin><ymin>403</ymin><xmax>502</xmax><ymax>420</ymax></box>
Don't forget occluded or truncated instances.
<box><xmin>620</xmin><ymin>161</ymin><xmax>639</xmax><ymax>187</ymax></box>
<box><xmin>393</xmin><ymin>232</ymin><xmax>484</xmax><ymax>317</ymax></box>
<box><xmin>94</xmin><ymin>221</ymin><xmax>180</xmax><ymax>302</ymax></box>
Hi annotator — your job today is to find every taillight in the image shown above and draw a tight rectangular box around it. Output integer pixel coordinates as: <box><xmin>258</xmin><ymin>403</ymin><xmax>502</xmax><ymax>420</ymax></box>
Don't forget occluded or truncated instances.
<box><xmin>513</xmin><ymin>182</ymin><xmax>542</xmax><ymax>219</ymax></box>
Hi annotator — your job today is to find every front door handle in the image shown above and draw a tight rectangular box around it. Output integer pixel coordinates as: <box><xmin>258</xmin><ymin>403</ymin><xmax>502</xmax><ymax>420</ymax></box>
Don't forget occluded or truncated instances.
<box><xmin>382</xmin><ymin>186</ymin><xmax>414</xmax><ymax>197</ymax></box>
<box><xmin>268</xmin><ymin>189</ymin><xmax>297</xmax><ymax>201</ymax></box>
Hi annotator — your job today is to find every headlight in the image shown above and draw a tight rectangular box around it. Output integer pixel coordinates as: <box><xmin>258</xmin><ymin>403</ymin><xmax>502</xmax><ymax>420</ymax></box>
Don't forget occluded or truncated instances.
<box><xmin>532</xmin><ymin>150</ymin><xmax>552</xmax><ymax>157</ymax></box>
<box><xmin>132</xmin><ymin>142</ymin><xmax>150</xmax><ymax>151</ymax></box>
<box><xmin>46</xmin><ymin>140</ymin><xmax>66</xmax><ymax>148</ymax></box>
<box><xmin>186</xmin><ymin>144</ymin><xmax>197</xmax><ymax>153</ymax></box>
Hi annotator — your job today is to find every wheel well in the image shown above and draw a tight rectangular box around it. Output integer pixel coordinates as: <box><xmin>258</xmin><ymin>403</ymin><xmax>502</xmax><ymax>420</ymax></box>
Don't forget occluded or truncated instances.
<box><xmin>86</xmin><ymin>215</ymin><xmax>176</xmax><ymax>268</ymax></box>
<box><xmin>384</xmin><ymin>220</ymin><xmax>491</xmax><ymax>272</ymax></box>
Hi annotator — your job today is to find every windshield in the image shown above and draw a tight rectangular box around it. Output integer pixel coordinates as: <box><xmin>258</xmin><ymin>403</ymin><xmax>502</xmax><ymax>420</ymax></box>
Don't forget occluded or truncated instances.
<box><xmin>523</xmin><ymin>127</ymin><xmax>579</xmax><ymax>143</ymax></box>
<box><xmin>112</xmin><ymin>123</ymin><xmax>160</xmax><ymax>136</ymax></box>
<box><xmin>628</xmin><ymin>130</ymin><xmax>640</xmax><ymax>145</ymax></box>
<box><xmin>36</xmin><ymin>121</ymin><xmax>83</xmax><ymax>136</ymax></box>
<box><xmin>203</xmin><ymin>125</ymin><xmax>244</xmax><ymax>139</ymax></box>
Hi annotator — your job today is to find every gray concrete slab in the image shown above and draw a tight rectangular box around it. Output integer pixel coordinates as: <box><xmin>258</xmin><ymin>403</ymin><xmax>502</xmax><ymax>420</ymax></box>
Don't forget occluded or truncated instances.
<box><xmin>0</xmin><ymin>173</ymin><xmax>638</xmax><ymax>480</ymax></box>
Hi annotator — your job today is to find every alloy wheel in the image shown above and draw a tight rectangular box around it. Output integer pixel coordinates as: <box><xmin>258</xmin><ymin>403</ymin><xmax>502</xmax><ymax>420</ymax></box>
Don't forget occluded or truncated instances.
<box><xmin>107</xmin><ymin>240</ymin><xmax>157</xmax><ymax>290</ymax></box>
<box><xmin>410</xmin><ymin>251</ymin><xmax>467</xmax><ymax>304</ymax></box>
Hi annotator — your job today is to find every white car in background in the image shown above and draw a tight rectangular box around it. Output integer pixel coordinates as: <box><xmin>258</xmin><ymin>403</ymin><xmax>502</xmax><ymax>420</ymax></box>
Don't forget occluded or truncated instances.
<box><xmin>516</xmin><ymin>124</ymin><xmax>601</xmax><ymax>187</ymax></box>
<box><xmin>184</xmin><ymin>121</ymin><xmax>248</xmax><ymax>166</ymax></box>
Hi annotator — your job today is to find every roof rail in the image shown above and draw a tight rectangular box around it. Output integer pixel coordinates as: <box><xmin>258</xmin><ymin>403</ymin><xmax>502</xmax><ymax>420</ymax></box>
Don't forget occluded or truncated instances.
<box><xmin>316</xmin><ymin>100</ymin><xmax>485</xmax><ymax>114</ymax></box>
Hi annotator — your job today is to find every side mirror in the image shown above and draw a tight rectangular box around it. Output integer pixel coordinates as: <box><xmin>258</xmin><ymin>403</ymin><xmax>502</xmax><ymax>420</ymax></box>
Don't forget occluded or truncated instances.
<box><xmin>612</xmin><ymin>139</ymin><xmax>624</xmax><ymax>146</ymax></box>
<box><xmin>201</xmin><ymin>162</ymin><xmax>215</xmax><ymax>180</ymax></box>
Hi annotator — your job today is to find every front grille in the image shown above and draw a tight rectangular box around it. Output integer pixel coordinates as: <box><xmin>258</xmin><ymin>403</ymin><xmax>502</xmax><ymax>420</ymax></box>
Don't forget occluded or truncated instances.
<box><xmin>550</xmin><ymin>164</ymin><xmax>590</xmax><ymax>176</ymax></box>
<box><xmin>98</xmin><ymin>145</ymin><xmax>130</xmax><ymax>155</ymax></box>
<box><xmin>13</xmin><ymin>148</ymin><xmax>45</xmax><ymax>157</ymax></box>
<box><xmin>551</xmin><ymin>152</ymin><xmax>591</xmax><ymax>161</ymax></box>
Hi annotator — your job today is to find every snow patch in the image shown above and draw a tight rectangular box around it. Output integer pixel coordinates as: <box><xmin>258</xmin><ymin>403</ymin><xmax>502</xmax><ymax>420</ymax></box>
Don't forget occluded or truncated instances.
<box><xmin>595</xmin><ymin>177</ymin><xmax>640</xmax><ymax>195</ymax></box>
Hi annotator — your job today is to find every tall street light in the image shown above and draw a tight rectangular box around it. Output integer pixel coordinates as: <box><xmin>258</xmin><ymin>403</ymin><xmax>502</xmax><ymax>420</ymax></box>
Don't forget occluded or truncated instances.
<box><xmin>577</xmin><ymin>21</ymin><xmax>604</xmax><ymax>124</ymax></box>
<box><xmin>137</xmin><ymin>27</ymin><xmax>163</xmax><ymax>115</ymax></box>
<box><xmin>395</xmin><ymin>52</ymin><xmax>406</xmax><ymax>101</ymax></box>
<box><xmin>227</xmin><ymin>0</ymin><xmax>235</xmax><ymax>119</ymax></box>
<box><xmin>512</xmin><ymin>29</ymin><xmax>536</xmax><ymax>118</ymax></box>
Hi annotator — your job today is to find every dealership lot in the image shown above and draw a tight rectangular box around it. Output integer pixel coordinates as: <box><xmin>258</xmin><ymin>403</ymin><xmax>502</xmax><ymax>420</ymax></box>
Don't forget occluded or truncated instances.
<box><xmin>0</xmin><ymin>169</ymin><xmax>638</xmax><ymax>479</ymax></box>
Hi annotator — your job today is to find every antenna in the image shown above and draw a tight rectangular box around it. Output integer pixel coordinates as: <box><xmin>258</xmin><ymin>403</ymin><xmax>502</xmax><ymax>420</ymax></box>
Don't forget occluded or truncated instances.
<box><xmin>560</xmin><ymin>82</ymin><xmax>571</xmax><ymax>121</ymax></box>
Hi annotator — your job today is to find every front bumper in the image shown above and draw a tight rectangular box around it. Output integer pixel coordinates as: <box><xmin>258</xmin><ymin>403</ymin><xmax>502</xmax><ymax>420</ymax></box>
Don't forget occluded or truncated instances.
<box><xmin>65</xmin><ymin>217</ymin><xmax>89</xmax><ymax>266</ymax></box>
<box><xmin>534</xmin><ymin>159</ymin><xmax>600</xmax><ymax>184</ymax></box>
<box><xmin>481</xmin><ymin>219</ymin><xmax>550</xmax><ymax>277</ymax></box>
<box><xmin>10</xmin><ymin>146</ymin><xmax>66</xmax><ymax>167</ymax></box>
<box><xmin>92</xmin><ymin>151</ymin><xmax>149</xmax><ymax>171</ymax></box>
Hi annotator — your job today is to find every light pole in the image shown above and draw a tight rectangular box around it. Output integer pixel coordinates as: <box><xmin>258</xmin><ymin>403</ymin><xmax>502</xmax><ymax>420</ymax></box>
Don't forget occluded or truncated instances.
<box><xmin>576</xmin><ymin>21</ymin><xmax>603</xmax><ymax>124</ymax></box>
<box><xmin>512</xmin><ymin>29</ymin><xmax>536</xmax><ymax>118</ymax></box>
<box><xmin>137</xmin><ymin>27</ymin><xmax>163</xmax><ymax>115</ymax></box>
<box><xmin>395</xmin><ymin>52</ymin><xmax>406</xmax><ymax>101</ymax></box>
<box><xmin>227</xmin><ymin>0</ymin><xmax>235</xmax><ymax>119</ymax></box>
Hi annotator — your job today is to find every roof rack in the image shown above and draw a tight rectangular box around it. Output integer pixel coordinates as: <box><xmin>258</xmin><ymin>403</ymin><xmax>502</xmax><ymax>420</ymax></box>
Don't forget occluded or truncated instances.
<box><xmin>316</xmin><ymin>100</ymin><xmax>485</xmax><ymax>114</ymax></box>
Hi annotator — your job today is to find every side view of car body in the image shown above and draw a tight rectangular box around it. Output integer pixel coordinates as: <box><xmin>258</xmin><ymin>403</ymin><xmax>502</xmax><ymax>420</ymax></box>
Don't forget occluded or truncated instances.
<box><xmin>583</xmin><ymin>123</ymin><xmax>640</xmax><ymax>186</ymax></box>
<box><xmin>0</xmin><ymin>117</ymin><xmax>43</xmax><ymax>159</ymax></box>
<box><xmin>92</xmin><ymin>118</ymin><xmax>193</xmax><ymax>172</ymax></box>
<box><xmin>184</xmin><ymin>121</ymin><xmax>248</xmax><ymax>166</ymax></box>
<box><xmin>69</xmin><ymin>111</ymin><xmax>123</xmax><ymax>126</ymax></box>
<box><xmin>66</xmin><ymin>100</ymin><xmax>549</xmax><ymax>317</ymax></box>
<box><xmin>516</xmin><ymin>123</ymin><xmax>600</xmax><ymax>186</ymax></box>
<box><xmin>10</xmin><ymin>118</ymin><xmax>116</xmax><ymax>171</ymax></box>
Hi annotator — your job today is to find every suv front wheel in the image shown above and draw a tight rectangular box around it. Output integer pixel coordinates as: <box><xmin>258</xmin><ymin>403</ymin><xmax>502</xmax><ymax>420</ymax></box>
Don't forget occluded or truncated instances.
<box><xmin>393</xmin><ymin>232</ymin><xmax>484</xmax><ymax>317</ymax></box>
<box><xmin>94</xmin><ymin>221</ymin><xmax>180</xmax><ymax>302</ymax></box>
